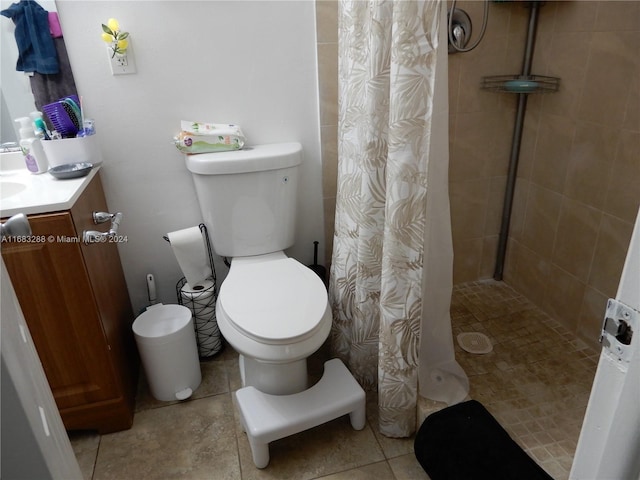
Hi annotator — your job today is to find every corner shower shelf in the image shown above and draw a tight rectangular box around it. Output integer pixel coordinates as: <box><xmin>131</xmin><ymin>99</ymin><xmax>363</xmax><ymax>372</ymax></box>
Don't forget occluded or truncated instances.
<box><xmin>481</xmin><ymin>75</ymin><xmax>560</xmax><ymax>94</ymax></box>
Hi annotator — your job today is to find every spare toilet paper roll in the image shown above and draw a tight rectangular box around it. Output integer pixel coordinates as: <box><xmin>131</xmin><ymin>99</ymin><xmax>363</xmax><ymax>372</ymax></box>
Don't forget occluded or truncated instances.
<box><xmin>180</xmin><ymin>280</ymin><xmax>215</xmax><ymax>311</ymax></box>
<box><xmin>168</xmin><ymin>227</ymin><xmax>212</xmax><ymax>287</ymax></box>
<box><xmin>180</xmin><ymin>280</ymin><xmax>222</xmax><ymax>357</ymax></box>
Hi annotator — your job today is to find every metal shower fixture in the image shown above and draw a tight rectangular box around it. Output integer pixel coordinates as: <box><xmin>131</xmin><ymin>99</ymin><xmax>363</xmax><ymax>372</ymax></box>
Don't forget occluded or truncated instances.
<box><xmin>447</xmin><ymin>0</ymin><xmax>489</xmax><ymax>54</ymax></box>
<box><xmin>447</xmin><ymin>7</ymin><xmax>472</xmax><ymax>53</ymax></box>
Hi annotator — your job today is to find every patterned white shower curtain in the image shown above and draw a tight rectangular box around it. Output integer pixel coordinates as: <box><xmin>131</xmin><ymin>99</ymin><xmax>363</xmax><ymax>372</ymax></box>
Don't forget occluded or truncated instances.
<box><xmin>329</xmin><ymin>0</ymin><xmax>443</xmax><ymax>438</ymax></box>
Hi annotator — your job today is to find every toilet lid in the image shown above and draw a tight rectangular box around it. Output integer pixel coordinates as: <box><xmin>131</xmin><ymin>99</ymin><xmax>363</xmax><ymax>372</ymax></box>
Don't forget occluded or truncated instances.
<box><xmin>219</xmin><ymin>257</ymin><xmax>328</xmax><ymax>344</ymax></box>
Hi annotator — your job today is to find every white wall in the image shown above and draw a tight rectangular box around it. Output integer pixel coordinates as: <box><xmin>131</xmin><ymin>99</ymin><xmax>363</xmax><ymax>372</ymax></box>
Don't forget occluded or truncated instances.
<box><xmin>55</xmin><ymin>1</ymin><xmax>323</xmax><ymax>311</ymax></box>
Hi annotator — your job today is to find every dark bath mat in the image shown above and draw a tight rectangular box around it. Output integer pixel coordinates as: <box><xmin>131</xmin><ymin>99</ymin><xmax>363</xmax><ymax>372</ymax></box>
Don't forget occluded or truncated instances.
<box><xmin>414</xmin><ymin>400</ymin><xmax>554</xmax><ymax>480</ymax></box>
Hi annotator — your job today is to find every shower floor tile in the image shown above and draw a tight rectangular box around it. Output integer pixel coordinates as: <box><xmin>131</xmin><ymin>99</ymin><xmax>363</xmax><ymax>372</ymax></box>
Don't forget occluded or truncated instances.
<box><xmin>452</xmin><ymin>280</ymin><xmax>599</xmax><ymax>480</ymax></box>
<box><xmin>69</xmin><ymin>280</ymin><xmax>598</xmax><ymax>480</ymax></box>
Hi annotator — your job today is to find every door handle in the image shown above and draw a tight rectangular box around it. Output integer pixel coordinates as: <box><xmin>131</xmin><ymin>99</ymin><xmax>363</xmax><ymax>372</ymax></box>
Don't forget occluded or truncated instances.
<box><xmin>83</xmin><ymin>212</ymin><xmax>123</xmax><ymax>244</ymax></box>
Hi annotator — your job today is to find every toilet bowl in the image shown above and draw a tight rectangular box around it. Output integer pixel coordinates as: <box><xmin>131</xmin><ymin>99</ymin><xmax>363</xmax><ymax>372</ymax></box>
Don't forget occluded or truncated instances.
<box><xmin>185</xmin><ymin>142</ymin><xmax>332</xmax><ymax>395</ymax></box>
<box><xmin>216</xmin><ymin>251</ymin><xmax>332</xmax><ymax>395</ymax></box>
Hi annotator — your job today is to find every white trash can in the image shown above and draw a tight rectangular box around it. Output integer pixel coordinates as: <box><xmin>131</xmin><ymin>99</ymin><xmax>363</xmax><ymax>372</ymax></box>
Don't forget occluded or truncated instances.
<box><xmin>133</xmin><ymin>304</ymin><xmax>201</xmax><ymax>401</ymax></box>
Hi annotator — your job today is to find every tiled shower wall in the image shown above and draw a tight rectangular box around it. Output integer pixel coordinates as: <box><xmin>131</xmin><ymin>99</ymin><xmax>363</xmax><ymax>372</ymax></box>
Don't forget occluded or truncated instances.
<box><xmin>316</xmin><ymin>1</ymin><xmax>339</xmax><ymax>264</ymax></box>
<box><xmin>315</xmin><ymin>1</ymin><xmax>639</xmax><ymax>349</ymax></box>
<box><xmin>447</xmin><ymin>0</ymin><xmax>640</xmax><ymax>349</ymax></box>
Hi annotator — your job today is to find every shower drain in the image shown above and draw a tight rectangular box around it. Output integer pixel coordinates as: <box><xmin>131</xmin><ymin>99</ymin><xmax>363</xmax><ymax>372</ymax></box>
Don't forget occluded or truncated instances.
<box><xmin>457</xmin><ymin>332</ymin><xmax>493</xmax><ymax>354</ymax></box>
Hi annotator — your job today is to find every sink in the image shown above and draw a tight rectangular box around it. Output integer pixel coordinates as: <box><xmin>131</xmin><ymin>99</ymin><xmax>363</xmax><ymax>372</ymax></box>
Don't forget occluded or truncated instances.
<box><xmin>0</xmin><ymin>150</ymin><xmax>99</xmax><ymax>218</ymax></box>
<box><xmin>0</xmin><ymin>151</ymin><xmax>26</xmax><ymax>173</ymax></box>
<box><xmin>1</xmin><ymin>181</ymin><xmax>27</xmax><ymax>199</ymax></box>
<box><xmin>1</xmin><ymin>151</ymin><xmax>30</xmax><ymax>201</ymax></box>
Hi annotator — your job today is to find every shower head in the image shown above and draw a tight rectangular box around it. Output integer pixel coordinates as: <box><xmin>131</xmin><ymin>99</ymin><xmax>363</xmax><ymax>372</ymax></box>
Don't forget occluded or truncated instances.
<box><xmin>447</xmin><ymin>7</ymin><xmax>472</xmax><ymax>53</ymax></box>
<box><xmin>452</xmin><ymin>24</ymin><xmax>466</xmax><ymax>49</ymax></box>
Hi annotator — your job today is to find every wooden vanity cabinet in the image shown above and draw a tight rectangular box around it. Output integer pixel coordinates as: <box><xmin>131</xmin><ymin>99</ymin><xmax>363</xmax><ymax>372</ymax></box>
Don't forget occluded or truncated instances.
<box><xmin>1</xmin><ymin>173</ymin><xmax>138</xmax><ymax>434</ymax></box>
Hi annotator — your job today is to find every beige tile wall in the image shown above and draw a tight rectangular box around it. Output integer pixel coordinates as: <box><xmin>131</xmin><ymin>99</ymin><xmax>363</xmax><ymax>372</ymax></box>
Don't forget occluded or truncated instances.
<box><xmin>316</xmin><ymin>1</ymin><xmax>339</xmax><ymax>267</ymax></box>
<box><xmin>500</xmin><ymin>0</ymin><xmax>639</xmax><ymax>349</ymax></box>
<box><xmin>316</xmin><ymin>1</ymin><xmax>640</xmax><ymax>349</ymax></box>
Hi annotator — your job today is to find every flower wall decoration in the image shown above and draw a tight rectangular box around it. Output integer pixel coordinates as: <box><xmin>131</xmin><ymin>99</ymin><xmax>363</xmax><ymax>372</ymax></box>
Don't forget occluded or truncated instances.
<box><xmin>101</xmin><ymin>18</ymin><xmax>129</xmax><ymax>58</ymax></box>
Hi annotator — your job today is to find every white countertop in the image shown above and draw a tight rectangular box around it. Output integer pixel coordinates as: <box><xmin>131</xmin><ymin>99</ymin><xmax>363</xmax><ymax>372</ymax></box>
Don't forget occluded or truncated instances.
<box><xmin>0</xmin><ymin>165</ymin><xmax>100</xmax><ymax>218</ymax></box>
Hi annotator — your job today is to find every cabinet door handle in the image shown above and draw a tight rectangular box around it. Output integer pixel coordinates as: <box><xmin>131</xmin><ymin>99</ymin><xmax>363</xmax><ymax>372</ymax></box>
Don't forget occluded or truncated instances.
<box><xmin>92</xmin><ymin>211</ymin><xmax>117</xmax><ymax>224</ymax></box>
<box><xmin>83</xmin><ymin>212</ymin><xmax>123</xmax><ymax>244</ymax></box>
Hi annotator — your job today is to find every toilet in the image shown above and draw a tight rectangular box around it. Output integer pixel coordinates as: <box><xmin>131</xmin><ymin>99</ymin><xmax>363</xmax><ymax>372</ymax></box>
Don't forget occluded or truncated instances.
<box><xmin>185</xmin><ymin>142</ymin><xmax>332</xmax><ymax>395</ymax></box>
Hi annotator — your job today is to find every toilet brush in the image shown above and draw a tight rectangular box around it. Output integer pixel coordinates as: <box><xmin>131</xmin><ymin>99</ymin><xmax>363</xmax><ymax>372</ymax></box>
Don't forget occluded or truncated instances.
<box><xmin>308</xmin><ymin>241</ymin><xmax>327</xmax><ymax>287</ymax></box>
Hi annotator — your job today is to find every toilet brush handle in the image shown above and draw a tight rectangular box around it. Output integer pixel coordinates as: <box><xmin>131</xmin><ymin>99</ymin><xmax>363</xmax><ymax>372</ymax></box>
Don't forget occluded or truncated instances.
<box><xmin>313</xmin><ymin>241</ymin><xmax>319</xmax><ymax>265</ymax></box>
<box><xmin>147</xmin><ymin>274</ymin><xmax>157</xmax><ymax>305</ymax></box>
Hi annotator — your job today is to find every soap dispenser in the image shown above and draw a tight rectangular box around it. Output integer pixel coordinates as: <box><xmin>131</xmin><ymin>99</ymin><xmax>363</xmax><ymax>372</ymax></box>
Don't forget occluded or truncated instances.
<box><xmin>15</xmin><ymin>117</ymin><xmax>48</xmax><ymax>174</ymax></box>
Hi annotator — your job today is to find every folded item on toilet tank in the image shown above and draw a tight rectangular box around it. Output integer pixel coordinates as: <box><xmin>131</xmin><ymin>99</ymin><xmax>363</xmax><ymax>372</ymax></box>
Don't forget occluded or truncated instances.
<box><xmin>167</xmin><ymin>226</ymin><xmax>212</xmax><ymax>287</ymax></box>
<box><xmin>174</xmin><ymin>120</ymin><xmax>245</xmax><ymax>154</ymax></box>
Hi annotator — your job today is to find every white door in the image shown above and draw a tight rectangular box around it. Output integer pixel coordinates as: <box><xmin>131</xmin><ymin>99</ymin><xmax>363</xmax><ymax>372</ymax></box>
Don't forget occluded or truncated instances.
<box><xmin>1</xmin><ymin>258</ymin><xmax>82</xmax><ymax>479</ymax></box>
<box><xmin>570</xmin><ymin>208</ymin><xmax>640</xmax><ymax>479</ymax></box>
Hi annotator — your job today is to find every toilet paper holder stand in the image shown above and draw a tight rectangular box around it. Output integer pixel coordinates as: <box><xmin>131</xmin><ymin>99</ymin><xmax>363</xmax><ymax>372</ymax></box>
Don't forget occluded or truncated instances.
<box><xmin>164</xmin><ymin>223</ymin><xmax>223</xmax><ymax>358</ymax></box>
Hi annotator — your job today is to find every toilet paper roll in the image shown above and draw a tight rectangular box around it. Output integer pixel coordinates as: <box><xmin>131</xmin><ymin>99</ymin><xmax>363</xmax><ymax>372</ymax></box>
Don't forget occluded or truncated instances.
<box><xmin>180</xmin><ymin>280</ymin><xmax>222</xmax><ymax>357</ymax></box>
<box><xmin>180</xmin><ymin>280</ymin><xmax>215</xmax><ymax>314</ymax></box>
<box><xmin>194</xmin><ymin>305</ymin><xmax>216</xmax><ymax>319</ymax></box>
<box><xmin>180</xmin><ymin>279</ymin><xmax>215</xmax><ymax>294</ymax></box>
<box><xmin>168</xmin><ymin>227</ymin><xmax>212</xmax><ymax>287</ymax></box>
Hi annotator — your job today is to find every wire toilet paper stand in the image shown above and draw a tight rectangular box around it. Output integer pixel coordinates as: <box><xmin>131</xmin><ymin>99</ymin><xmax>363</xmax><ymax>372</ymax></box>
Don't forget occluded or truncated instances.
<box><xmin>167</xmin><ymin>224</ymin><xmax>222</xmax><ymax>358</ymax></box>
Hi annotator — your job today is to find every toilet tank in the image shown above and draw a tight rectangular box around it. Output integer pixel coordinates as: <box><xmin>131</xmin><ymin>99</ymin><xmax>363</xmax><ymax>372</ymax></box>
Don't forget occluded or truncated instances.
<box><xmin>185</xmin><ymin>142</ymin><xmax>302</xmax><ymax>257</ymax></box>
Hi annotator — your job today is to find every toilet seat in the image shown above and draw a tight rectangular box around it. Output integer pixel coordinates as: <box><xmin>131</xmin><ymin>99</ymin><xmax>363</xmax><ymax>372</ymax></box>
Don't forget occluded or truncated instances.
<box><xmin>218</xmin><ymin>253</ymin><xmax>328</xmax><ymax>345</ymax></box>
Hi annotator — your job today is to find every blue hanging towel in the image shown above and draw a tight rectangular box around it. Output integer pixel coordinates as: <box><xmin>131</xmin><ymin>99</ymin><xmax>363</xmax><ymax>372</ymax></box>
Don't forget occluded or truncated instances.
<box><xmin>1</xmin><ymin>0</ymin><xmax>59</xmax><ymax>74</ymax></box>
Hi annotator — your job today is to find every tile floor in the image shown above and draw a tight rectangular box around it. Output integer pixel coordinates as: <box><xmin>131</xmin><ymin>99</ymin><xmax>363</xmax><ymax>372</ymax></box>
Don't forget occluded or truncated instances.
<box><xmin>70</xmin><ymin>280</ymin><xmax>600</xmax><ymax>480</ymax></box>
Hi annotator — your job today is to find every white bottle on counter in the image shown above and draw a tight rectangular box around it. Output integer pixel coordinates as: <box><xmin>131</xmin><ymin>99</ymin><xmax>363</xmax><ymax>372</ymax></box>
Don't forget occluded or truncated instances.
<box><xmin>15</xmin><ymin>117</ymin><xmax>49</xmax><ymax>174</ymax></box>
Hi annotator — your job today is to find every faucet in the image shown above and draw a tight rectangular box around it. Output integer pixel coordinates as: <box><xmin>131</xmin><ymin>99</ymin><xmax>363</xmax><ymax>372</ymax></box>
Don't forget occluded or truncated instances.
<box><xmin>0</xmin><ymin>142</ymin><xmax>21</xmax><ymax>153</ymax></box>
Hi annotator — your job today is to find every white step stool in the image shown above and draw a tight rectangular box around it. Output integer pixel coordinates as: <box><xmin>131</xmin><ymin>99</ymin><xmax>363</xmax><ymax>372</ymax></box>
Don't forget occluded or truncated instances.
<box><xmin>235</xmin><ymin>358</ymin><xmax>366</xmax><ymax>468</ymax></box>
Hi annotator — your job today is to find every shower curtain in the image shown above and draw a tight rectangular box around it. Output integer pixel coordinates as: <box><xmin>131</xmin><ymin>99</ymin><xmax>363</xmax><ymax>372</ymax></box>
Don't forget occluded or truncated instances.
<box><xmin>329</xmin><ymin>0</ymin><xmax>468</xmax><ymax>438</ymax></box>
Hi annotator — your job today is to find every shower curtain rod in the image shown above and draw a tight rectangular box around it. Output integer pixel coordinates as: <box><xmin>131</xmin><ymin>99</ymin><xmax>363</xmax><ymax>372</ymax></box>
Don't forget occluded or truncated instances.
<box><xmin>494</xmin><ymin>1</ymin><xmax>542</xmax><ymax>281</ymax></box>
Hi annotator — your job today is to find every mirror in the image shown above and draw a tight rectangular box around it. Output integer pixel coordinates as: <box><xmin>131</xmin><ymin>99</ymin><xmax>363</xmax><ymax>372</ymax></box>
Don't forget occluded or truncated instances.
<box><xmin>1</xmin><ymin>0</ymin><xmax>76</xmax><ymax>144</ymax></box>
